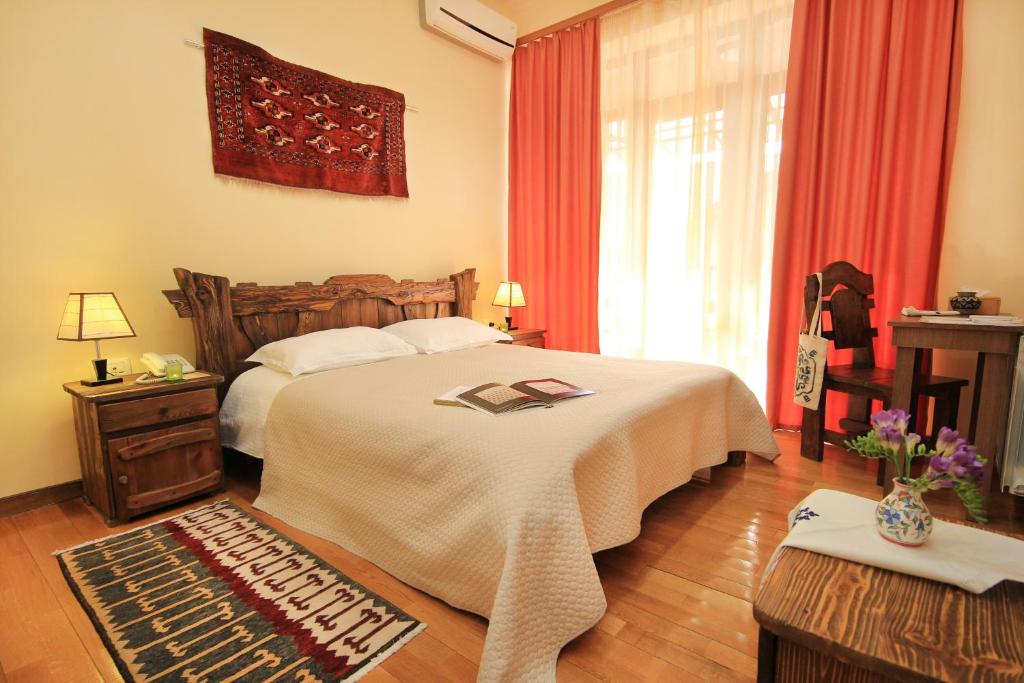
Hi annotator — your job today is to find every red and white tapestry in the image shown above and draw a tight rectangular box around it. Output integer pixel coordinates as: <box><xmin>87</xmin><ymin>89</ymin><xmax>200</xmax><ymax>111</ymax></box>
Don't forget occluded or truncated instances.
<box><xmin>204</xmin><ymin>28</ymin><xmax>409</xmax><ymax>197</ymax></box>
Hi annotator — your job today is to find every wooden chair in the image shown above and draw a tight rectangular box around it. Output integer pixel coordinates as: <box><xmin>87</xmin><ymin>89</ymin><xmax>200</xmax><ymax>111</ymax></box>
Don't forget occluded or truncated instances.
<box><xmin>799</xmin><ymin>261</ymin><xmax>968</xmax><ymax>484</ymax></box>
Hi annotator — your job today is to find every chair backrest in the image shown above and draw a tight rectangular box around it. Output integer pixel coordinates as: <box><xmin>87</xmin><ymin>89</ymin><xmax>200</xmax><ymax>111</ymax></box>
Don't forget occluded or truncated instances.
<box><xmin>804</xmin><ymin>261</ymin><xmax>877</xmax><ymax>367</ymax></box>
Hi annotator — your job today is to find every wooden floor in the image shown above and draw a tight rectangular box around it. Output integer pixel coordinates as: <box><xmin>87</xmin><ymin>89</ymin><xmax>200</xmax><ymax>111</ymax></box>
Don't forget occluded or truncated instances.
<box><xmin>1</xmin><ymin>431</ymin><xmax>1020</xmax><ymax>682</ymax></box>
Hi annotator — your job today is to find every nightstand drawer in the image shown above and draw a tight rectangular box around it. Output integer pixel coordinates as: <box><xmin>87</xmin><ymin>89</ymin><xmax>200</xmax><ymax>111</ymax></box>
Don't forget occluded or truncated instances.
<box><xmin>497</xmin><ymin>328</ymin><xmax>547</xmax><ymax>348</ymax></box>
<box><xmin>107</xmin><ymin>418</ymin><xmax>222</xmax><ymax>518</ymax></box>
<box><xmin>512</xmin><ymin>337</ymin><xmax>545</xmax><ymax>348</ymax></box>
<box><xmin>97</xmin><ymin>388</ymin><xmax>218</xmax><ymax>433</ymax></box>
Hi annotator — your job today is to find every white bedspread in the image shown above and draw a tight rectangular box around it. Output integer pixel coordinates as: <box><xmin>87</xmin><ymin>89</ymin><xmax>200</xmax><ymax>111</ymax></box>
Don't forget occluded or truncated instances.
<box><xmin>253</xmin><ymin>344</ymin><xmax>778</xmax><ymax>681</ymax></box>
<box><xmin>220</xmin><ymin>365</ymin><xmax>303</xmax><ymax>458</ymax></box>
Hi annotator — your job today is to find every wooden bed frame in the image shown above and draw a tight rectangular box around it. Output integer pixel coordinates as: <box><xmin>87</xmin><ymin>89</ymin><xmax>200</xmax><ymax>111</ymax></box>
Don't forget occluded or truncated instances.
<box><xmin>162</xmin><ymin>266</ymin><xmax>746</xmax><ymax>467</ymax></box>
<box><xmin>163</xmin><ymin>267</ymin><xmax>479</xmax><ymax>393</ymax></box>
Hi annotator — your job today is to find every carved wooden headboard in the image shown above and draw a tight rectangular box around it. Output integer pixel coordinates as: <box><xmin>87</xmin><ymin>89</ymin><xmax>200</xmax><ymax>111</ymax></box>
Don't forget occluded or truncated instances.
<box><xmin>163</xmin><ymin>267</ymin><xmax>479</xmax><ymax>392</ymax></box>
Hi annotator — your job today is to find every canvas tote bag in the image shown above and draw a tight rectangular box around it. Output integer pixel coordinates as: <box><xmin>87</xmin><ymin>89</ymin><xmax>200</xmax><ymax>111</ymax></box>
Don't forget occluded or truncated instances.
<box><xmin>793</xmin><ymin>273</ymin><xmax>828</xmax><ymax>409</ymax></box>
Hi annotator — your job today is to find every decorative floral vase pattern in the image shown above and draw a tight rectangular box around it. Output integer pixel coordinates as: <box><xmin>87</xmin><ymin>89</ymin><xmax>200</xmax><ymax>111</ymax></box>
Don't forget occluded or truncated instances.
<box><xmin>875</xmin><ymin>479</ymin><xmax>933</xmax><ymax>546</ymax></box>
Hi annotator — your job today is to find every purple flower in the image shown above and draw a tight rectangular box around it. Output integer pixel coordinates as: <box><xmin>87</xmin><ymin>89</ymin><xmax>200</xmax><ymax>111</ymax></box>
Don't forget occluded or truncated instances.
<box><xmin>871</xmin><ymin>410</ymin><xmax>894</xmax><ymax>429</ymax></box>
<box><xmin>904</xmin><ymin>432</ymin><xmax>922</xmax><ymax>453</ymax></box>
<box><xmin>967</xmin><ymin>458</ymin><xmax>986</xmax><ymax>485</ymax></box>
<box><xmin>951</xmin><ymin>444</ymin><xmax>977</xmax><ymax>466</ymax></box>
<box><xmin>872</xmin><ymin>409</ymin><xmax>911</xmax><ymax>436</ymax></box>
<box><xmin>950</xmin><ymin>446</ymin><xmax>985</xmax><ymax>484</ymax></box>
<box><xmin>925</xmin><ymin>443</ymin><xmax>986</xmax><ymax>487</ymax></box>
<box><xmin>935</xmin><ymin>426</ymin><xmax>966</xmax><ymax>457</ymax></box>
<box><xmin>877</xmin><ymin>426</ymin><xmax>903</xmax><ymax>452</ymax></box>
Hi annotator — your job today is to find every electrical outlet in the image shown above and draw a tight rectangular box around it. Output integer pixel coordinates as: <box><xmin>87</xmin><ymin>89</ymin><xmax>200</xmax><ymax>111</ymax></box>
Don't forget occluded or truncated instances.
<box><xmin>107</xmin><ymin>357</ymin><xmax>132</xmax><ymax>376</ymax></box>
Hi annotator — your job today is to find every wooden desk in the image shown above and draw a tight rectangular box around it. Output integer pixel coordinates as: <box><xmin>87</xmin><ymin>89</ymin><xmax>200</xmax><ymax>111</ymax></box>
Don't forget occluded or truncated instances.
<box><xmin>885</xmin><ymin>317</ymin><xmax>1024</xmax><ymax>517</ymax></box>
<box><xmin>754</xmin><ymin>546</ymin><xmax>1024</xmax><ymax>682</ymax></box>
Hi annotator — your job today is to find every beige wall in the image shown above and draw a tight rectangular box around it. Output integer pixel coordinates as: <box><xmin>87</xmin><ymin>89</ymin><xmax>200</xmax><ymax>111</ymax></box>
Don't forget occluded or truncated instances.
<box><xmin>0</xmin><ymin>0</ymin><xmax>507</xmax><ymax>498</ymax></box>
<box><xmin>933</xmin><ymin>0</ymin><xmax>1024</xmax><ymax>431</ymax></box>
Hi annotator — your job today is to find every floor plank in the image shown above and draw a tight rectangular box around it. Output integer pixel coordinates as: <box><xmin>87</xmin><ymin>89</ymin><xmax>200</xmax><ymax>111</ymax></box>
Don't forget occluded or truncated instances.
<box><xmin>1</xmin><ymin>431</ymin><xmax>1019</xmax><ymax>682</ymax></box>
<box><xmin>0</xmin><ymin>518</ymin><xmax>102</xmax><ymax>683</ymax></box>
<box><xmin>11</xmin><ymin>504</ymin><xmax>123</xmax><ymax>683</ymax></box>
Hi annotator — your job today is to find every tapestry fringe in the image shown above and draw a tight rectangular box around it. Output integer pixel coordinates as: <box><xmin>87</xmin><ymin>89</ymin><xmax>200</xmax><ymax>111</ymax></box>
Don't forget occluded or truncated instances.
<box><xmin>348</xmin><ymin>622</ymin><xmax>429</xmax><ymax>682</ymax></box>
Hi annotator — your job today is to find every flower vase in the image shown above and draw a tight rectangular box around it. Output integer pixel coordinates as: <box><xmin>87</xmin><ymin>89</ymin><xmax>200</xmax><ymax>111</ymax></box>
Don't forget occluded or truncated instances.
<box><xmin>875</xmin><ymin>479</ymin><xmax>933</xmax><ymax>546</ymax></box>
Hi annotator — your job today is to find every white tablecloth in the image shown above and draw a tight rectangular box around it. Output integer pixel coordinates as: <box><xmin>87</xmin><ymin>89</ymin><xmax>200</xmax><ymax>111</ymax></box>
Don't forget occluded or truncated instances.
<box><xmin>776</xmin><ymin>489</ymin><xmax>1024</xmax><ymax>593</ymax></box>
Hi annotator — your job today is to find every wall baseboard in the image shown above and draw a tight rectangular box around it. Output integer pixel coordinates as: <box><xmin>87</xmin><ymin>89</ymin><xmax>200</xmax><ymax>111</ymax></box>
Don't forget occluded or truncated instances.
<box><xmin>0</xmin><ymin>480</ymin><xmax>83</xmax><ymax>518</ymax></box>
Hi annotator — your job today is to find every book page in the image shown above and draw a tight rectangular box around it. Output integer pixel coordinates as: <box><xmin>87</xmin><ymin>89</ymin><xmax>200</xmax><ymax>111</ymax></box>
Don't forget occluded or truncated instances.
<box><xmin>511</xmin><ymin>378</ymin><xmax>594</xmax><ymax>404</ymax></box>
<box><xmin>477</xmin><ymin>385</ymin><xmax>533</xmax><ymax>404</ymax></box>
<box><xmin>520</xmin><ymin>380</ymin><xmax>576</xmax><ymax>396</ymax></box>
<box><xmin>456</xmin><ymin>383</ymin><xmax>547</xmax><ymax>415</ymax></box>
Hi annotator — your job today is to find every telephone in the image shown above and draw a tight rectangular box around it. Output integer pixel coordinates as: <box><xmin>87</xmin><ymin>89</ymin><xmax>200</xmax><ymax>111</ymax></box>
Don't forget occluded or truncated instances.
<box><xmin>137</xmin><ymin>352</ymin><xmax>196</xmax><ymax>384</ymax></box>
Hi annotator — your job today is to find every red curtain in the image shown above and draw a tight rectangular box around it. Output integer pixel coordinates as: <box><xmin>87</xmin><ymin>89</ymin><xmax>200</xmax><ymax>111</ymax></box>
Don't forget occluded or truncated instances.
<box><xmin>508</xmin><ymin>20</ymin><xmax>601</xmax><ymax>353</ymax></box>
<box><xmin>766</xmin><ymin>0</ymin><xmax>963</xmax><ymax>429</ymax></box>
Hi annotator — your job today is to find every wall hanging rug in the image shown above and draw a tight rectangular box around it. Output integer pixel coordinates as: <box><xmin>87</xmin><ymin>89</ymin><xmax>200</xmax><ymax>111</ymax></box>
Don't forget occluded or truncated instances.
<box><xmin>204</xmin><ymin>28</ymin><xmax>409</xmax><ymax>197</ymax></box>
<box><xmin>56</xmin><ymin>499</ymin><xmax>425</xmax><ymax>682</ymax></box>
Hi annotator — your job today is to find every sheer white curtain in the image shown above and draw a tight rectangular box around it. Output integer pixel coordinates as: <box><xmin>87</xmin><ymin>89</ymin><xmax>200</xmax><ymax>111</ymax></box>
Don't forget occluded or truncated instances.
<box><xmin>598</xmin><ymin>0</ymin><xmax>792</xmax><ymax>403</ymax></box>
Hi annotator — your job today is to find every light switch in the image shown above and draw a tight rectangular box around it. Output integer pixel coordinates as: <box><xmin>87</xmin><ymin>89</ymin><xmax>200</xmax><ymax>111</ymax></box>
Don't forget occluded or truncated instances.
<box><xmin>107</xmin><ymin>357</ymin><xmax>132</xmax><ymax>376</ymax></box>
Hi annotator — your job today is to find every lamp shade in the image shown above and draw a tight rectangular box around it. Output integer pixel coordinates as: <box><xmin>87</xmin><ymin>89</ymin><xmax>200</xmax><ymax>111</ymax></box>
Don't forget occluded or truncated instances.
<box><xmin>57</xmin><ymin>292</ymin><xmax>135</xmax><ymax>341</ymax></box>
<box><xmin>492</xmin><ymin>281</ymin><xmax>526</xmax><ymax>308</ymax></box>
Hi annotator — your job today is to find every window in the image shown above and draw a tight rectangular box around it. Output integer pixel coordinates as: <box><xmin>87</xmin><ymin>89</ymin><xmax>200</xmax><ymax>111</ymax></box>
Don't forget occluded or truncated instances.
<box><xmin>598</xmin><ymin>0</ymin><xmax>793</xmax><ymax>404</ymax></box>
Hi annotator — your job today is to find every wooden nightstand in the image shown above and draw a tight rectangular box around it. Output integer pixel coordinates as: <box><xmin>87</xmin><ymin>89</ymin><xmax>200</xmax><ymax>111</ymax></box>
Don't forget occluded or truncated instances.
<box><xmin>63</xmin><ymin>372</ymin><xmax>225</xmax><ymax>525</ymax></box>
<box><xmin>499</xmin><ymin>328</ymin><xmax>547</xmax><ymax>348</ymax></box>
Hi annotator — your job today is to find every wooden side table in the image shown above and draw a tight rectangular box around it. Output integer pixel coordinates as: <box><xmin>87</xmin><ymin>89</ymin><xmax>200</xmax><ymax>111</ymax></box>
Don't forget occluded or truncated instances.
<box><xmin>498</xmin><ymin>328</ymin><xmax>546</xmax><ymax>348</ymax></box>
<box><xmin>754</xmin><ymin>546</ymin><xmax>1024</xmax><ymax>682</ymax></box>
<box><xmin>64</xmin><ymin>372</ymin><xmax>224</xmax><ymax>524</ymax></box>
<box><xmin>885</xmin><ymin>317</ymin><xmax>1024</xmax><ymax>518</ymax></box>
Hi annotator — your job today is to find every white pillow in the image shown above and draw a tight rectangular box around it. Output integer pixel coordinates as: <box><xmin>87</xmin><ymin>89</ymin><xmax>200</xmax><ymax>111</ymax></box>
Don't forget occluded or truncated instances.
<box><xmin>246</xmin><ymin>326</ymin><xmax>417</xmax><ymax>376</ymax></box>
<box><xmin>382</xmin><ymin>317</ymin><xmax>512</xmax><ymax>354</ymax></box>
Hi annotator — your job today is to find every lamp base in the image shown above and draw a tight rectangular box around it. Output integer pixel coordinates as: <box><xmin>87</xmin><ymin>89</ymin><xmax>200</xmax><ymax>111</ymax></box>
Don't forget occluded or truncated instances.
<box><xmin>504</xmin><ymin>315</ymin><xmax>518</xmax><ymax>332</ymax></box>
<box><xmin>82</xmin><ymin>376</ymin><xmax>124</xmax><ymax>386</ymax></box>
<box><xmin>84</xmin><ymin>357</ymin><xmax>122</xmax><ymax>386</ymax></box>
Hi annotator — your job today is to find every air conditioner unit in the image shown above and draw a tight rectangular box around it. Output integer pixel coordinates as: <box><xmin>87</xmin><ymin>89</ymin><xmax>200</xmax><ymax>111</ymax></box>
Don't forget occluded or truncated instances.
<box><xmin>422</xmin><ymin>0</ymin><xmax>517</xmax><ymax>61</ymax></box>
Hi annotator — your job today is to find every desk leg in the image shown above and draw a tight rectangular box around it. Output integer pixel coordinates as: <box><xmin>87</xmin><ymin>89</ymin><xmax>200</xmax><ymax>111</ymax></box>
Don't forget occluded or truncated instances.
<box><xmin>884</xmin><ymin>346</ymin><xmax>922</xmax><ymax>493</ymax></box>
<box><xmin>969</xmin><ymin>353</ymin><xmax>986</xmax><ymax>442</ymax></box>
<box><xmin>971</xmin><ymin>352</ymin><xmax>1014</xmax><ymax>521</ymax></box>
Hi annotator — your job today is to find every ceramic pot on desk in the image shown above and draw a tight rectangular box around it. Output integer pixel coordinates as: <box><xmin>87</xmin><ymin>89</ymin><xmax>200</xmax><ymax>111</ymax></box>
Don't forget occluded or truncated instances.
<box><xmin>876</xmin><ymin>479</ymin><xmax>933</xmax><ymax>546</ymax></box>
<box><xmin>949</xmin><ymin>290</ymin><xmax>982</xmax><ymax>314</ymax></box>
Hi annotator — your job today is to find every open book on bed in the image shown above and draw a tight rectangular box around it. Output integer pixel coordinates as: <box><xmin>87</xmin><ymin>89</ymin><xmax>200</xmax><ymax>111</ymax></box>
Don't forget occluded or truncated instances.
<box><xmin>435</xmin><ymin>379</ymin><xmax>594</xmax><ymax>415</ymax></box>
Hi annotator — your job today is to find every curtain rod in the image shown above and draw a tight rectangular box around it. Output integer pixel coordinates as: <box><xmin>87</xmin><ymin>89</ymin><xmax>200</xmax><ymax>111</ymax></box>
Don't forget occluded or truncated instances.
<box><xmin>516</xmin><ymin>0</ymin><xmax>639</xmax><ymax>45</ymax></box>
<box><xmin>183</xmin><ymin>39</ymin><xmax>419</xmax><ymax>112</ymax></box>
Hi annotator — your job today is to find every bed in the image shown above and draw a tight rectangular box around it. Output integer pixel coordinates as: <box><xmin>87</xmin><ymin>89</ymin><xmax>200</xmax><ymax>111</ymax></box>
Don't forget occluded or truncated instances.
<box><xmin>164</xmin><ymin>267</ymin><xmax>779</xmax><ymax>682</ymax></box>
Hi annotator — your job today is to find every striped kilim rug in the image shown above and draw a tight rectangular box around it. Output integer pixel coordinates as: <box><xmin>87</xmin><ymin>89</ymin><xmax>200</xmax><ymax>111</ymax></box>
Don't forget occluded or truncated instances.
<box><xmin>57</xmin><ymin>500</ymin><xmax>425</xmax><ymax>682</ymax></box>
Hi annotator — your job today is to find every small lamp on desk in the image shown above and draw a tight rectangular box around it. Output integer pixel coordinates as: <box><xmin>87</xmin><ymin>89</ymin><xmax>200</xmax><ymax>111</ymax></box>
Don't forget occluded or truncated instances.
<box><xmin>492</xmin><ymin>281</ymin><xmax>526</xmax><ymax>331</ymax></box>
<box><xmin>57</xmin><ymin>292</ymin><xmax>136</xmax><ymax>386</ymax></box>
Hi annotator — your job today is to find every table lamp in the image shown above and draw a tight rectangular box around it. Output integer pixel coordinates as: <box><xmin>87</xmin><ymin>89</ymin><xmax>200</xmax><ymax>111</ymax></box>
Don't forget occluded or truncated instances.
<box><xmin>57</xmin><ymin>292</ymin><xmax>136</xmax><ymax>385</ymax></box>
<box><xmin>492</xmin><ymin>281</ymin><xmax>526</xmax><ymax>331</ymax></box>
